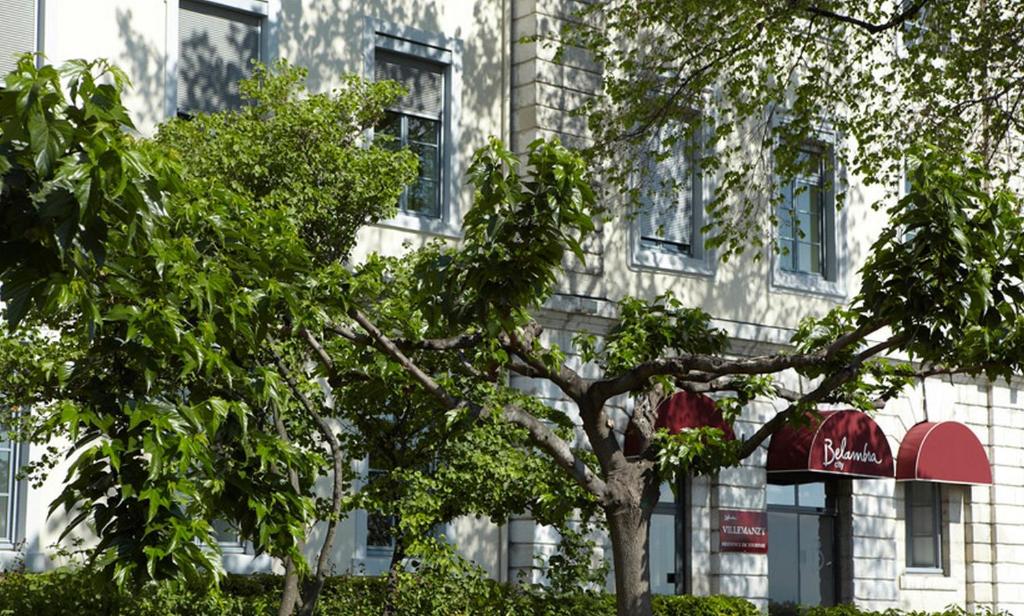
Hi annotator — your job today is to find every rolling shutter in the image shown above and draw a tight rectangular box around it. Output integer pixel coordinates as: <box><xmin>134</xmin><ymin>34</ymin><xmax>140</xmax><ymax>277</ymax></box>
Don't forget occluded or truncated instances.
<box><xmin>375</xmin><ymin>51</ymin><xmax>444</xmax><ymax>119</ymax></box>
<box><xmin>0</xmin><ymin>0</ymin><xmax>36</xmax><ymax>77</ymax></box>
<box><xmin>177</xmin><ymin>0</ymin><xmax>261</xmax><ymax>114</ymax></box>
<box><xmin>639</xmin><ymin>125</ymin><xmax>694</xmax><ymax>253</ymax></box>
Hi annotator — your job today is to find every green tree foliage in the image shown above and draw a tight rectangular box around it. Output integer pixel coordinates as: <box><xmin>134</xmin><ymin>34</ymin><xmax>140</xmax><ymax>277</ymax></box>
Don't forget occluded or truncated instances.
<box><xmin>560</xmin><ymin>0</ymin><xmax>1024</xmax><ymax>259</ymax></box>
<box><xmin>0</xmin><ymin>56</ymin><xmax>601</xmax><ymax>615</ymax></box>
<box><xmin>4</xmin><ymin>10</ymin><xmax>1024</xmax><ymax>613</ymax></box>
<box><xmin>155</xmin><ymin>61</ymin><xmax>417</xmax><ymax>263</ymax></box>
<box><xmin>0</xmin><ymin>57</ymin><xmax>412</xmax><ymax>590</ymax></box>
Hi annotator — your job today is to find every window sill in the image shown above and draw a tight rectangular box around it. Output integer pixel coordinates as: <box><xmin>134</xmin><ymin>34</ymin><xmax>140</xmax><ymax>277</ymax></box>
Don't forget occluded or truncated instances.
<box><xmin>771</xmin><ymin>267</ymin><xmax>846</xmax><ymax>300</ymax></box>
<box><xmin>375</xmin><ymin>211</ymin><xmax>461</xmax><ymax>239</ymax></box>
<box><xmin>631</xmin><ymin>247</ymin><xmax>714</xmax><ymax>277</ymax></box>
<box><xmin>218</xmin><ymin>543</ymin><xmax>248</xmax><ymax>554</ymax></box>
<box><xmin>900</xmin><ymin>571</ymin><xmax>957</xmax><ymax>591</ymax></box>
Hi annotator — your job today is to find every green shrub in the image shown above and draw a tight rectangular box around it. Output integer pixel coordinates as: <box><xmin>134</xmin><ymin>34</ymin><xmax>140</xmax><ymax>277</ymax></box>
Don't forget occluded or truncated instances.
<box><xmin>655</xmin><ymin>594</ymin><xmax>762</xmax><ymax>616</ymax></box>
<box><xmin>769</xmin><ymin>604</ymin><xmax>1011</xmax><ymax>616</ymax></box>
<box><xmin>1</xmin><ymin>568</ymin><xmax>1003</xmax><ymax>616</ymax></box>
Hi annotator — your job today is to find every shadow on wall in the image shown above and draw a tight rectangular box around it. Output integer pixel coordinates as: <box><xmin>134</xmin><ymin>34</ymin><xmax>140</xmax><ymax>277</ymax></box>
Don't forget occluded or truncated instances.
<box><xmin>115</xmin><ymin>8</ymin><xmax>166</xmax><ymax>131</ymax></box>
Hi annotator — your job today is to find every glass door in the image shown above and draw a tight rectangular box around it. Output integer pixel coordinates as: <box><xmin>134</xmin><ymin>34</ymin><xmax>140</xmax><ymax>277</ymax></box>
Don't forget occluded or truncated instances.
<box><xmin>767</xmin><ymin>482</ymin><xmax>837</xmax><ymax>607</ymax></box>
<box><xmin>650</xmin><ymin>481</ymin><xmax>677</xmax><ymax>595</ymax></box>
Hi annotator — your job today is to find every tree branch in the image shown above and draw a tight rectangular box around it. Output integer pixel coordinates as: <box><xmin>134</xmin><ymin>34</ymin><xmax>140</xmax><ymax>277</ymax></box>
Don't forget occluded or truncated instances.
<box><xmin>591</xmin><ymin>320</ymin><xmax>888</xmax><ymax>405</ymax></box>
<box><xmin>500</xmin><ymin>324</ymin><xmax>588</xmax><ymax>402</ymax></box>
<box><xmin>268</xmin><ymin>344</ymin><xmax>345</xmax><ymax>587</ymax></box>
<box><xmin>325</xmin><ymin>323</ymin><xmax>483</xmax><ymax>352</ymax></box>
<box><xmin>800</xmin><ymin>0</ymin><xmax>930</xmax><ymax>34</ymax></box>
<box><xmin>348</xmin><ymin>308</ymin><xmax>610</xmax><ymax>503</ymax></box>
<box><xmin>736</xmin><ymin>334</ymin><xmax>908</xmax><ymax>459</ymax></box>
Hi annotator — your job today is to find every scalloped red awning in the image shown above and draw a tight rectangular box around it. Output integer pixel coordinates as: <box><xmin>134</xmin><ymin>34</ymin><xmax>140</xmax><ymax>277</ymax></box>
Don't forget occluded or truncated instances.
<box><xmin>623</xmin><ymin>391</ymin><xmax>735</xmax><ymax>457</ymax></box>
<box><xmin>767</xmin><ymin>410</ymin><xmax>895</xmax><ymax>483</ymax></box>
<box><xmin>896</xmin><ymin>421</ymin><xmax>992</xmax><ymax>485</ymax></box>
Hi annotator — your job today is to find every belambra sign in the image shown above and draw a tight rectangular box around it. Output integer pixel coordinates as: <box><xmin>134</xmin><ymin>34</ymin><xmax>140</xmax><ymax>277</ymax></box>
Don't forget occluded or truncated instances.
<box><xmin>767</xmin><ymin>410</ymin><xmax>895</xmax><ymax>480</ymax></box>
<box><xmin>719</xmin><ymin>509</ymin><xmax>768</xmax><ymax>553</ymax></box>
<box><xmin>822</xmin><ymin>436</ymin><xmax>885</xmax><ymax>472</ymax></box>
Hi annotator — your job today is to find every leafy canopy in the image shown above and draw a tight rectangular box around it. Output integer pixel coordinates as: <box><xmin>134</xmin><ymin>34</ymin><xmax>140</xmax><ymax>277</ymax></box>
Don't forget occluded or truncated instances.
<box><xmin>562</xmin><ymin>0</ymin><xmax>1024</xmax><ymax>259</ymax></box>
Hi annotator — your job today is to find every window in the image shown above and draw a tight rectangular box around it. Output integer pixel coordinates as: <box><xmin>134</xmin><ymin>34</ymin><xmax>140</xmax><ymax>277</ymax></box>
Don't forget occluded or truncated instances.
<box><xmin>905</xmin><ymin>482</ymin><xmax>942</xmax><ymax>570</ymax></box>
<box><xmin>767</xmin><ymin>481</ymin><xmax>839</xmax><ymax>607</ymax></box>
<box><xmin>778</xmin><ymin>144</ymin><xmax>830</xmax><ymax>277</ymax></box>
<box><xmin>375</xmin><ymin>51</ymin><xmax>446</xmax><ymax>219</ymax></box>
<box><xmin>365</xmin><ymin>19</ymin><xmax>461</xmax><ymax>236</ymax></box>
<box><xmin>365</xmin><ymin>463</ymin><xmax>396</xmax><ymax>552</ymax></box>
<box><xmin>631</xmin><ymin>121</ymin><xmax>712</xmax><ymax>275</ymax></box>
<box><xmin>772</xmin><ymin>136</ymin><xmax>845</xmax><ymax>297</ymax></box>
<box><xmin>639</xmin><ymin>125</ymin><xmax>697</xmax><ymax>256</ymax></box>
<box><xmin>211</xmin><ymin>519</ymin><xmax>246</xmax><ymax>552</ymax></box>
<box><xmin>650</xmin><ymin>478</ymin><xmax>693</xmax><ymax>595</ymax></box>
<box><xmin>0</xmin><ymin>0</ymin><xmax>36</xmax><ymax>76</ymax></box>
<box><xmin>177</xmin><ymin>0</ymin><xmax>263</xmax><ymax>116</ymax></box>
<box><xmin>0</xmin><ymin>435</ymin><xmax>19</xmax><ymax>545</ymax></box>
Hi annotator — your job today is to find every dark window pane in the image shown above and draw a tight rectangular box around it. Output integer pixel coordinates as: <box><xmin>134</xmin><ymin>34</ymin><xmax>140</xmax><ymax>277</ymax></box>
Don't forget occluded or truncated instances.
<box><xmin>408</xmin><ymin>117</ymin><xmax>440</xmax><ymax>144</ymax></box>
<box><xmin>798</xmin><ymin>483</ymin><xmax>826</xmax><ymax>508</ymax></box>
<box><xmin>212</xmin><ymin>519</ymin><xmax>241</xmax><ymax>545</ymax></box>
<box><xmin>0</xmin><ymin>494</ymin><xmax>8</xmax><ymax>539</ymax></box>
<box><xmin>367</xmin><ymin>512</ymin><xmax>396</xmax><ymax>549</ymax></box>
<box><xmin>800</xmin><ymin>513</ymin><xmax>835</xmax><ymax>605</ymax></box>
<box><xmin>906</xmin><ymin>482</ymin><xmax>941</xmax><ymax>568</ymax></box>
<box><xmin>650</xmin><ymin>512</ymin><xmax>676</xmax><ymax>595</ymax></box>
<box><xmin>412</xmin><ymin>143</ymin><xmax>439</xmax><ymax>179</ymax></box>
<box><xmin>378</xmin><ymin>112</ymin><xmax>402</xmax><ymax>143</ymax></box>
<box><xmin>409</xmin><ymin>179</ymin><xmax>440</xmax><ymax>217</ymax></box>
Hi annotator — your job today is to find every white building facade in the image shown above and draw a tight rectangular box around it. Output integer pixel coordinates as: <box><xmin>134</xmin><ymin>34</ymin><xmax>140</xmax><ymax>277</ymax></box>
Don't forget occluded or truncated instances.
<box><xmin>2</xmin><ymin>0</ymin><xmax>1024</xmax><ymax>613</ymax></box>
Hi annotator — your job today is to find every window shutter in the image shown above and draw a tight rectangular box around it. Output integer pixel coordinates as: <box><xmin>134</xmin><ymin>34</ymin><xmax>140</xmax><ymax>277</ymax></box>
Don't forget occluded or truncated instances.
<box><xmin>375</xmin><ymin>52</ymin><xmax>444</xmax><ymax>119</ymax></box>
<box><xmin>0</xmin><ymin>0</ymin><xmax>36</xmax><ymax>77</ymax></box>
<box><xmin>177</xmin><ymin>0</ymin><xmax>261</xmax><ymax>114</ymax></box>
<box><xmin>639</xmin><ymin>127</ymin><xmax>694</xmax><ymax>251</ymax></box>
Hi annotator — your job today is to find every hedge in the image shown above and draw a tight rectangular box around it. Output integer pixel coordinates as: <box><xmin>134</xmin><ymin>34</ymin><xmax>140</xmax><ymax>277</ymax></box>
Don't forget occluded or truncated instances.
<box><xmin>0</xmin><ymin>568</ymin><xmax>1004</xmax><ymax>616</ymax></box>
<box><xmin>0</xmin><ymin>568</ymin><xmax>757</xmax><ymax>616</ymax></box>
<box><xmin>769</xmin><ymin>605</ymin><xmax>1008</xmax><ymax>616</ymax></box>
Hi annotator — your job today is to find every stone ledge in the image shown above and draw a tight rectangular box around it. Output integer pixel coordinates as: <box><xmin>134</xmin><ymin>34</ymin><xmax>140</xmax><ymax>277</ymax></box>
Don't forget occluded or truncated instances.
<box><xmin>900</xmin><ymin>572</ymin><xmax>961</xmax><ymax>591</ymax></box>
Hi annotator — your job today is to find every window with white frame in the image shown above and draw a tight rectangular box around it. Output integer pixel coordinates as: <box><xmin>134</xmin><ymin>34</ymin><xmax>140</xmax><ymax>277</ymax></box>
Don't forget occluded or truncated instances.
<box><xmin>0</xmin><ymin>0</ymin><xmax>36</xmax><ymax>76</ymax></box>
<box><xmin>375</xmin><ymin>51</ymin><xmax>446</xmax><ymax>219</ymax></box>
<box><xmin>631</xmin><ymin>120</ymin><xmax>712</xmax><ymax>275</ymax></box>
<box><xmin>365</xmin><ymin>461</ymin><xmax>396</xmax><ymax>552</ymax></box>
<box><xmin>177</xmin><ymin>0</ymin><xmax>263</xmax><ymax>116</ymax></box>
<box><xmin>0</xmin><ymin>435</ymin><xmax>20</xmax><ymax>544</ymax></box>
<box><xmin>638</xmin><ymin>124</ymin><xmax>699</xmax><ymax>257</ymax></box>
<box><xmin>211</xmin><ymin>519</ymin><xmax>246</xmax><ymax>552</ymax></box>
<box><xmin>905</xmin><ymin>482</ymin><xmax>943</xmax><ymax>570</ymax></box>
<box><xmin>777</xmin><ymin>143</ymin><xmax>836</xmax><ymax>279</ymax></box>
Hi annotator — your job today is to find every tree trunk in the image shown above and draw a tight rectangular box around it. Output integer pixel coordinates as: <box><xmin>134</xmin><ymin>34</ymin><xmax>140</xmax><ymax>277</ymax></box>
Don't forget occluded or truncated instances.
<box><xmin>606</xmin><ymin>504</ymin><xmax>654</xmax><ymax>616</ymax></box>
<box><xmin>277</xmin><ymin>555</ymin><xmax>303</xmax><ymax>616</ymax></box>
<box><xmin>381</xmin><ymin>530</ymin><xmax>408</xmax><ymax>616</ymax></box>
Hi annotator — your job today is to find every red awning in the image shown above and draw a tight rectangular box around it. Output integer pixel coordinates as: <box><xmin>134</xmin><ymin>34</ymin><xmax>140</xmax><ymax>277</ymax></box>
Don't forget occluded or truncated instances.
<box><xmin>896</xmin><ymin>421</ymin><xmax>992</xmax><ymax>485</ymax></box>
<box><xmin>623</xmin><ymin>391</ymin><xmax>735</xmax><ymax>456</ymax></box>
<box><xmin>767</xmin><ymin>410</ymin><xmax>895</xmax><ymax>482</ymax></box>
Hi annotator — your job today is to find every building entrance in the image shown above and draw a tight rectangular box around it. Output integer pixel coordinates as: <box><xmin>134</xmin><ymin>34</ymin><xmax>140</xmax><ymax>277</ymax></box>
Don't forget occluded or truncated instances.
<box><xmin>767</xmin><ymin>482</ymin><xmax>837</xmax><ymax>607</ymax></box>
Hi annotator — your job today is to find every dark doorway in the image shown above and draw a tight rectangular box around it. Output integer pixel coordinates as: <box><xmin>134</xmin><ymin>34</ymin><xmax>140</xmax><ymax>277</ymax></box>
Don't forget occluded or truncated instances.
<box><xmin>767</xmin><ymin>482</ymin><xmax>838</xmax><ymax>607</ymax></box>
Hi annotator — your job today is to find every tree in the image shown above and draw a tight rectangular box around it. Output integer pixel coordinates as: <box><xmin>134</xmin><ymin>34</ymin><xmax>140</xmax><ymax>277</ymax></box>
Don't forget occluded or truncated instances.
<box><xmin>317</xmin><ymin>2</ymin><xmax>1024</xmax><ymax>614</ymax></box>
<box><xmin>4</xmin><ymin>3</ymin><xmax>1024</xmax><ymax>614</ymax></box>
<box><xmin>0</xmin><ymin>56</ymin><xmax>413</xmax><ymax>614</ymax></box>
<box><xmin>323</xmin><ymin>138</ymin><xmax>1024</xmax><ymax>616</ymax></box>
<box><xmin>0</xmin><ymin>56</ymin><xmax>594</xmax><ymax>616</ymax></box>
